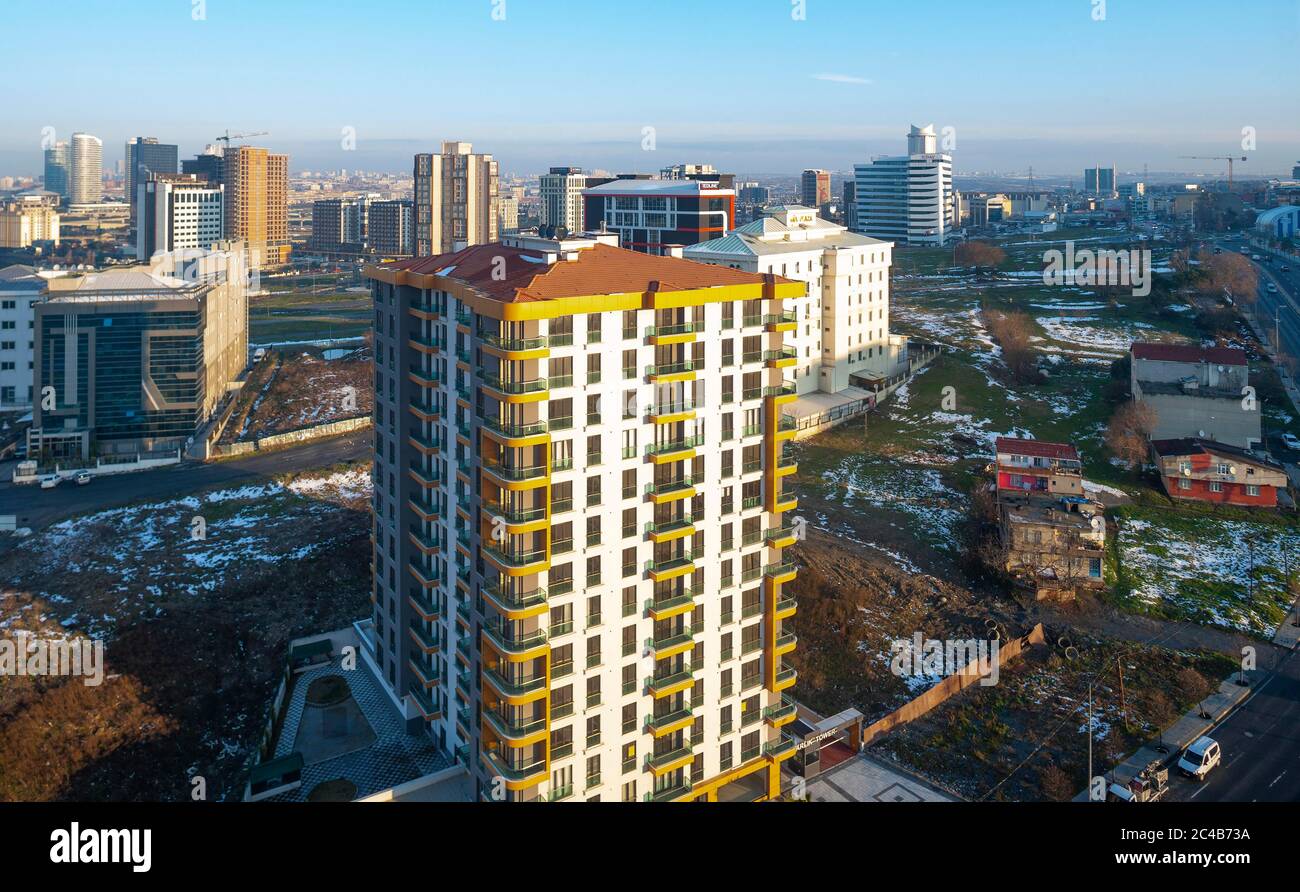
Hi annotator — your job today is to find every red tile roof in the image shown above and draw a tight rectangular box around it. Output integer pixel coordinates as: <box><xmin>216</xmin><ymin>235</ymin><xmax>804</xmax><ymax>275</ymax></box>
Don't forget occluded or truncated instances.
<box><xmin>1130</xmin><ymin>342</ymin><xmax>1247</xmax><ymax>366</ymax></box>
<box><xmin>994</xmin><ymin>437</ymin><xmax>1080</xmax><ymax>461</ymax></box>
<box><xmin>381</xmin><ymin>242</ymin><xmax>786</xmax><ymax>302</ymax></box>
<box><xmin>1150</xmin><ymin>437</ymin><xmax>1281</xmax><ymax>468</ymax></box>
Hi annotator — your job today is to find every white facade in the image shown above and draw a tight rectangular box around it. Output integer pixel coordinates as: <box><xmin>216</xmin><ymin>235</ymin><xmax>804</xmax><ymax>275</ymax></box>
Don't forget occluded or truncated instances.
<box><xmin>853</xmin><ymin>125</ymin><xmax>953</xmax><ymax>246</ymax></box>
<box><xmin>0</xmin><ymin>265</ymin><xmax>61</xmax><ymax>409</ymax></box>
<box><xmin>539</xmin><ymin>168</ymin><xmax>587</xmax><ymax>235</ymax></box>
<box><xmin>137</xmin><ymin>177</ymin><xmax>225</xmax><ymax>260</ymax></box>
<box><xmin>69</xmin><ymin>133</ymin><xmax>103</xmax><ymax>206</ymax></box>
<box><xmin>684</xmin><ymin>206</ymin><xmax>897</xmax><ymax>395</ymax></box>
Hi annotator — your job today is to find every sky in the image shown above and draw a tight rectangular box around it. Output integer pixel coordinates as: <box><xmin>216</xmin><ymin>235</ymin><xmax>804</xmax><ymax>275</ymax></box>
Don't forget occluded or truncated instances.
<box><xmin>2</xmin><ymin>0</ymin><xmax>1298</xmax><ymax>178</ymax></box>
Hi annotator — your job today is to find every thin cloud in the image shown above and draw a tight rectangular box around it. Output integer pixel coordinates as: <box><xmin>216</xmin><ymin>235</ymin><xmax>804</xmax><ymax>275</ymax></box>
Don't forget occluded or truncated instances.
<box><xmin>813</xmin><ymin>73</ymin><xmax>873</xmax><ymax>85</ymax></box>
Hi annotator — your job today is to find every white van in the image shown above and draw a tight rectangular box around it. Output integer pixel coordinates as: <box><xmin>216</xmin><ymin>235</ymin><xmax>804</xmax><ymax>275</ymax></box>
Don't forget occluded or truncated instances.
<box><xmin>1177</xmin><ymin>736</ymin><xmax>1221</xmax><ymax>780</ymax></box>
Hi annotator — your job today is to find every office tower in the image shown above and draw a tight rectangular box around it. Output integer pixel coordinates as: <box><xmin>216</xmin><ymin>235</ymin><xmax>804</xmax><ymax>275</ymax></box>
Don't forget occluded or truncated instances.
<box><xmin>498</xmin><ymin>194</ymin><xmax>520</xmax><ymax>235</ymax></box>
<box><xmin>539</xmin><ymin>167</ymin><xmax>588</xmax><ymax>236</ymax></box>
<box><xmin>223</xmin><ymin>145</ymin><xmax>290</xmax><ymax>268</ymax></box>
<box><xmin>413</xmin><ymin>141</ymin><xmax>499</xmax><ymax>256</ymax></box>
<box><xmin>852</xmin><ymin>125</ymin><xmax>954</xmax><ymax>246</ymax></box>
<box><xmin>801</xmin><ymin>170</ymin><xmax>830</xmax><ymax>208</ymax></box>
<box><xmin>43</xmin><ymin>142</ymin><xmax>69</xmax><ymax>203</ymax></box>
<box><xmin>582</xmin><ymin>179</ymin><xmax>734</xmax><ymax>255</ymax></box>
<box><xmin>1084</xmin><ymin>166</ymin><xmax>1116</xmax><ymax>195</ymax></box>
<box><xmin>183</xmin><ymin>147</ymin><xmax>225</xmax><ymax>186</ymax></box>
<box><xmin>69</xmin><ymin>133</ymin><xmax>103</xmax><ymax>205</ymax></box>
<box><xmin>842</xmin><ymin>181</ymin><xmax>857</xmax><ymax>230</ymax></box>
<box><xmin>0</xmin><ymin>193</ymin><xmax>61</xmax><ymax>248</ymax></box>
<box><xmin>363</xmin><ymin>231</ymin><xmax>803</xmax><ymax>802</ymax></box>
<box><xmin>686</xmin><ymin>205</ymin><xmax>897</xmax><ymax>396</ymax></box>
<box><xmin>0</xmin><ymin>264</ymin><xmax>47</xmax><ymax>409</ymax></box>
<box><xmin>738</xmin><ymin>184</ymin><xmax>771</xmax><ymax>206</ymax></box>
<box><xmin>369</xmin><ymin>199</ymin><xmax>414</xmax><ymax>257</ymax></box>
<box><xmin>136</xmin><ymin>173</ymin><xmax>224</xmax><ymax>261</ymax></box>
<box><xmin>30</xmin><ymin>243</ymin><xmax>248</xmax><ymax>460</ymax></box>
<box><xmin>125</xmin><ymin>138</ymin><xmax>179</xmax><ymax>239</ymax></box>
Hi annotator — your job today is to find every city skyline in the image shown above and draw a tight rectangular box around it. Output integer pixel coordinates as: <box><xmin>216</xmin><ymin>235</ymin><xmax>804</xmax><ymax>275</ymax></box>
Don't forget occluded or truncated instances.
<box><xmin>2</xmin><ymin>0</ymin><xmax>1297</xmax><ymax>178</ymax></box>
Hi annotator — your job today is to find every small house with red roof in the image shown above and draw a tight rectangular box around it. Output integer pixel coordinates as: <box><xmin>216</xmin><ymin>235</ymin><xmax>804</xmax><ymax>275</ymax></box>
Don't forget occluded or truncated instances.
<box><xmin>1151</xmin><ymin>438</ymin><xmax>1287</xmax><ymax>507</ymax></box>
<box><xmin>994</xmin><ymin>436</ymin><xmax>1084</xmax><ymax>500</ymax></box>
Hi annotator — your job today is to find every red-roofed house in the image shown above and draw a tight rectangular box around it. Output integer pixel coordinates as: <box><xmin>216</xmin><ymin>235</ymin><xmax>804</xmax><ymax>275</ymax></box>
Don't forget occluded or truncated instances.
<box><xmin>1151</xmin><ymin>438</ymin><xmax>1287</xmax><ymax>507</ymax></box>
<box><xmin>994</xmin><ymin>437</ymin><xmax>1084</xmax><ymax>499</ymax></box>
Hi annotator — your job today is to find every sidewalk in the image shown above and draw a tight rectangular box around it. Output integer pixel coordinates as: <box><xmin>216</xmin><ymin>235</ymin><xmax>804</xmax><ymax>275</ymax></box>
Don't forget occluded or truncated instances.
<box><xmin>1071</xmin><ymin>600</ymin><xmax>1300</xmax><ymax>801</ymax></box>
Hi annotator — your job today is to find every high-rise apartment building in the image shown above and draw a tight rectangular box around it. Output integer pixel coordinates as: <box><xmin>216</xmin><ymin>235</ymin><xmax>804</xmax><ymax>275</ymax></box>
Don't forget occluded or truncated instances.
<box><xmin>369</xmin><ymin>199</ymin><xmax>415</xmax><ymax>257</ymax></box>
<box><xmin>69</xmin><ymin>133</ymin><xmax>103</xmax><ymax>205</ymax></box>
<box><xmin>43</xmin><ymin>142</ymin><xmax>69</xmax><ymax>204</ymax></box>
<box><xmin>801</xmin><ymin>169</ymin><xmax>831</xmax><ymax>208</ymax></box>
<box><xmin>0</xmin><ymin>193</ymin><xmax>61</xmax><ymax>248</ymax></box>
<box><xmin>852</xmin><ymin>125</ymin><xmax>954</xmax><ymax>246</ymax></box>
<box><xmin>539</xmin><ymin>167</ymin><xmax>589</xmax><ymax>237</ymax></box>
<box><xmin>362</xmin><ymin>232</ymin><xmax>803</xmax><ymax>802</ymax></box>
<box><xmin>685</xmin><ymin>205</ymin><xmax>898</xmax><ymax>396</ymax></box>
<box><xmin>582</xmin><ymin>179</ymin><xmax>734</xmax><ymax>255</ymax></box>
<box><xmin>414</xmin><ymin>142</ymin><xmax>499</xmax><ymax>256</ymax></box>
<box><xmin>136</xmin><ymin>173</ymin><xmax>225</xmax><ymax>261</ymax></box>
<box><xmin>498</xmin><ymin>194</ymin><xmax>520</xmax><ymax>235</ymax></box>
<box><xmin>223</xmin><ymin>146</ymin><xmax>290</xmax><ymax>268</ymax></box>
<box><xmin>125</xmin><ymin>138</ymin><xmax>178</xmax><ymax>236</ymax></box>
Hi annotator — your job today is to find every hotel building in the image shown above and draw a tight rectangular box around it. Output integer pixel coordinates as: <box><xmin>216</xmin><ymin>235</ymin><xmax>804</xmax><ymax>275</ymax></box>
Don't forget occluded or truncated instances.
<box><xmin>364</xmin><ymin>232</ymin><xmax>803</xmax><ymax>802</ymax></box>
<box><xmin>685</xmin><ymin>206</ymin><xmax>897</xmax><ymax>397</ymax></box>
<box><xmin>853</xmin><ymin>125</ymin><xmax>954</xmax><ymax>246</ymax></box>
<box><xmin>582</xmin><ymin>179</ymin><xmax>735</xmax><ymax>255</ymax></box>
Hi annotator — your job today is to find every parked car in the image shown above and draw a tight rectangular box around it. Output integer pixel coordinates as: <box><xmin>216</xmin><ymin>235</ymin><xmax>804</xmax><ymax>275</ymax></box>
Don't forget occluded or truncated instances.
<box><xmin>73</xmin><ymin>470</ymin><xmax>92</xmax><ymax>485</ymax></box>
<box><xmin>38</xmin><ymin>474</ymin><xmax>61</xmax><ymax>489</ymax></box>
<box><xmin>1177</xmin><ymin>736</ymin><xmax>1221</xmax><ymax>780</ymax></box>
<box><xmin>1281</xmin><ymin>433</ymin><xmax>1300</xmax><ymax>451</ymax></box>
<box><xmin>1267</xmin><ymin>283</ymin><xmax>1278</xmax><ymax>293</ymax></box>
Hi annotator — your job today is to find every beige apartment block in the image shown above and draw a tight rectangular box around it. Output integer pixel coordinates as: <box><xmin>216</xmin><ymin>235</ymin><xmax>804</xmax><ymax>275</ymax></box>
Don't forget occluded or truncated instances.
<box><xmin>414</xmin><ymin>141</ymin><xmax>499</xmax><ymax>256</ymax></box>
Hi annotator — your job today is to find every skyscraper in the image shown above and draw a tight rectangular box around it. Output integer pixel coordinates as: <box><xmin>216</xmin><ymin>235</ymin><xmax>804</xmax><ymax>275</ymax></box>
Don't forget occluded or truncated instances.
<box><xmin>69</xmin><ymin>133</ymin><xmax>103</xmax><ymax>205</ymax></box>
<box><xmin>125</xmin><ymin>137</ymin><xmax>179</xmax><ymax>239</ymax></box>
<box><xmin>852</xmin><ymin>125</ymin><xmax>954</xmax><ymax>246</ymax></box>
<box><xmin>1084</xmin><ymin>166</ymin><xmax>1117</xmax><ymax>195</ymax></box>
<box><xmin>801</xmin><ymin>169</ymin><xmax>830</xmax><ymax>208</ymax></box>
<box><xmin>363</xmin><ymin>231</ymin><xmax>803</xmax><ymax>802</ymax></box>
<box><xmin>413</xmin><ymin>142</ymin><xmax>499</xmax><ymax>256</ymax></box>
<box><xmin>43</xmin><ymin>142</ymin><xmax>69</xmax><ymax>203</ymax></box>
<box><xmin>222</xmin><ymin>145</ymin><xmax>290</xmax><ymax>269</ymax></box>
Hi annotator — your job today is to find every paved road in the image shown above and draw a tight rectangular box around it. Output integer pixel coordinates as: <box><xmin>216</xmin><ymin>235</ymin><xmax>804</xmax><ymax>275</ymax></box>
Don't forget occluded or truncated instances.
<box><xmin>0</xmin><ymin>429</ymin><xmax>370</xmax><ymax>532</ymax></box>
<box><xmin>1165</xmin><ymin>644</ymin><xmax>1300</xmax><ymax>802</ymax></box>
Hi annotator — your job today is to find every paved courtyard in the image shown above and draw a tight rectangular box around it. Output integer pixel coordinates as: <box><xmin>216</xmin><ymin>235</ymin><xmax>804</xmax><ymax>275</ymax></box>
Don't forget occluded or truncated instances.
<box><xmin>806</xmin><ymin>753</ymin><xmax>959</xmax><ymax>802</ymax></box>
<box><xmin>269</xmin><ymin>657</ymin><xmax>449</xmax><ymax>801</ymax></box>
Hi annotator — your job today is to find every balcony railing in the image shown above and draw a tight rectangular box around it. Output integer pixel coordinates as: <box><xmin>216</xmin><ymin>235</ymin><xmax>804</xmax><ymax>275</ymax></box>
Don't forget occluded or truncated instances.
<box><xmin>483</xmin><ymin>375</ymin><xmax>548</xmax><ymax>395</ymax></box>
<box><xmin>482</xmin><ymin>622</ymin><xmax>548</xmax><ymax>654</ymax></box>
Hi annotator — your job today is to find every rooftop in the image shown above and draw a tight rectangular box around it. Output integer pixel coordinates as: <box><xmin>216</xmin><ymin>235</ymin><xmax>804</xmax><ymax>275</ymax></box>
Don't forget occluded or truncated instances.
<box><xmin>1130</xmin><ymin>342</ymin><xmax>1247</xmax><ymax>366</ymax></box>
<box><xmin>582</xmin><ymin>178</ymin><xmax>734</xmax><ymax>196</ymax></box>
<box><xmin>367</xmin><ymin>240</ymin><xmax>793</xmax><ymax>304</ymax></box>
<box><xmin>995</xmin><ymin>437</ymin><xmax>1081</xmax><ymax>462</ymax></box>
<box><xmin>685</xmin><ymin>206</ymin><xmax>887</xmax><ymax>258</ymax></box>
<box><xmin>1150</xmin><ymin>437</ymin><xmax>1282</xmax><ymax>468</ymax></box>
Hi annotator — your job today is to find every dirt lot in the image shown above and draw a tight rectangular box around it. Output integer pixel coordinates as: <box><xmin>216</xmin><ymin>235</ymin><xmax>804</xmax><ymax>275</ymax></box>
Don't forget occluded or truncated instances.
<box><xmin>0</xmin><ymin>464</ymin><xmax>373</xmax><ymax>802</ymax></box>
<box><xmin>219</xmin><ymin>344</ymin><xmax>373</xmax><ymax>445</ymax></box>
<box><xmin>787</xmin><ymin>532</ymin><xmax>1236</xmax><ymax>801</ymax></box>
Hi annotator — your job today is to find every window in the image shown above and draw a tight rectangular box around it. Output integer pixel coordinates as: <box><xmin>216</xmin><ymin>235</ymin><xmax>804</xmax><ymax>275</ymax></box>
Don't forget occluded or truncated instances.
<box><xmin>1178</xmin><ymin>478</ymin><xmax>1191</xmax><ymax>490</ymax></box>
<box><xmin>1246</xmin><ymin>485</ymin><xmax>1260</xmax><ymax>496</ymax></box>
<box><xmin>1209</xmin><ymin>481</ymin><xmax>1222</xmax><ymax>493</ymax></box>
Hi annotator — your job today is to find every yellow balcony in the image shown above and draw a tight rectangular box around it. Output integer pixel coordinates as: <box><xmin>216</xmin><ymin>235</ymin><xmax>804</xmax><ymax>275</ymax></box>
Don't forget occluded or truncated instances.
<box><xmin>645</xmin><ymin>322</ymin><xmax>700</xmax><ymax>346</ymax></box>
<box><xmin>644</xmin><ymin>665</ymin><xmax>695</xmax><ymax>699</ymax></box>
<box><xmin>644</xmin><ymin>515</ymin><xmax>695</xmax><ymax>545</ymax></box>
<box><xmin>481</xmin><ymin>748</ymin><xmax>547</xmax><ymax>792</ymax></box>
<box><xmin>644</xmin><ymin>745</ymin><xmax>695</xmax><ymax>776</ymax></box>
<box><xmin>644</xmin><ymin>706</ymin><xmax>693</xmax><ymax>738</ymax></box>
<box><xmin>643</xmin><ymin>589</ymin><xmax>695</xmax><ymax>621</ymax></box>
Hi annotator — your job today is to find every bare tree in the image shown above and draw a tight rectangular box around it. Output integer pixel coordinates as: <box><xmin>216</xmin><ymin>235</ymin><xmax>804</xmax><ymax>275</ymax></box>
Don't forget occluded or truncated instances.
<box><xmin>1105</xmin><ymin>400</ymin><xmax>1158</xmax><ymax>467</ymax></box>
<box><xmin>981</xmin><ymin>309</ymin><xmax>1041</xmax><ymax>383</ymax></box>
<box><xmin>955</xmin><ymin>240</ymin><xmax>1007</xmax><ymax>273</ymax></box>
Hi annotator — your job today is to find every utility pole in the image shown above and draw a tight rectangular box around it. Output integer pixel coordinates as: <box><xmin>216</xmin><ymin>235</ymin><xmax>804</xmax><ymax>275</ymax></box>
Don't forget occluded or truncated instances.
<box><xmin>1087</xmin><ymin>682</ymin><xmax>1095</xmax><ymax>797</ymax></box>
<box><xmin>1117</xmin><ymin>659</ymin><xmax>1130</xmax><ymax>733</ymax></box>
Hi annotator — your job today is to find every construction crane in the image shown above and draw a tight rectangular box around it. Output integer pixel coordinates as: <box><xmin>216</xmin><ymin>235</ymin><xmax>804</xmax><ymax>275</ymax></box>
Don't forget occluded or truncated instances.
<box><xmin>215</xmin><ymin>129</ymin><xmax>269</xmax><ymax>148</ymax></box>
<box><xmin>1180</xmin><ymin>154</ymin><xmax>1247</xmax><ymax>187</ymax></box>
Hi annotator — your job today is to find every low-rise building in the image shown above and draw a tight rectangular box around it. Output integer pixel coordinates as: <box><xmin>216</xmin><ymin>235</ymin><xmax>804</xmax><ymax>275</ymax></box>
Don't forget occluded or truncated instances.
<box><xmin>29</xmin><ymin>243</ymin><xmax>248</xmax><ymax>460</ymax></box>
<box><xmin>999</xmin><ymin>497</ymin><xmax>1106</xmax><ymax>589</ymax></box>
<box><xmin>994</xmin><ymin>436</ymin><xmax>1084</xmax><ymax>500</ymax></box>
<box><xmin>1130</xmin><ymin>342</ymin><xmax>1258</xmax><ymax>450</ymax></box>
<box><xmin>1151</xmin><ymin>438</ymin><xmax>1287</xmax><ymax>507</ymax></box>
<box><xmin>0</xmin><ymin>192</ymin><xmax>61</xmax><ymax>248</ymax></box>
